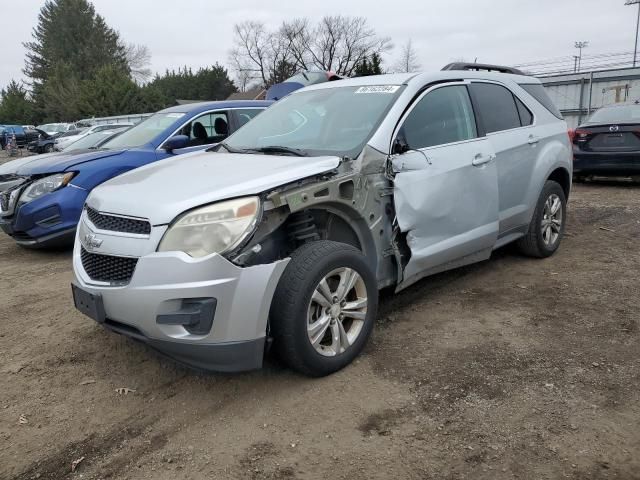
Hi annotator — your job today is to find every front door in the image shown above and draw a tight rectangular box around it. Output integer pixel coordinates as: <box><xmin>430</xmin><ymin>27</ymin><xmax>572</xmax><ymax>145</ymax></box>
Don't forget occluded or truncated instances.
<box><xmin>391</xmin><ymin>83</ymin><xmax>499</xmax><ymax>288</ymax></box>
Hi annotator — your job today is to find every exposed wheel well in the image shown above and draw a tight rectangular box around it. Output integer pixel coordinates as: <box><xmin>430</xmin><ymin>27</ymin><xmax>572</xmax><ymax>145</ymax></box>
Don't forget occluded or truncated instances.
<box><xmin>284</xmin><ymin>207</ymin><xmax>378</xmax><ymax>273</ymax></box>
<box><xmin>548</xmin><ymin>168</ymin><xmax>571</xmax><ymax>199</ymax></box>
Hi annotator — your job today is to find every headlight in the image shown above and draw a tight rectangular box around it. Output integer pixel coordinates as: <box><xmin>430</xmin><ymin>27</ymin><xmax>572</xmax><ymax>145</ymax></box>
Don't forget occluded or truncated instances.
<box><xmin>19</xmin><ymin>172</ymin><xmax>75</xmax><ymax>204</ymax></box>
<box><xmin>158</xmin><ymin>196</ymin><xmax>260</xmax><ymax>258</ymax></box>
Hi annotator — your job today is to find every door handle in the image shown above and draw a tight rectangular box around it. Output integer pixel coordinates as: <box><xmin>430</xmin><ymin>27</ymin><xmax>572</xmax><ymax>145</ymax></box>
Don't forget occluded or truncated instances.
<box><xmin>528</xmin><ymin>135</ymin><xmax>540</xmax><ymax>145</ymax></box>
<box><xmin>472</xmin><ymin>153</ymin><xmax>495</xmax><ymax>167</ymax></box>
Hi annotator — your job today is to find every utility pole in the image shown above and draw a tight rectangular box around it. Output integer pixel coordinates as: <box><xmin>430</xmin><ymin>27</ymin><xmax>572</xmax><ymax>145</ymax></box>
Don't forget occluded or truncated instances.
<box><xmin>626</xmin><ymin>0</ymin><xmax>640</xmax><ymax>67</ymax></box>
<box><xmin>574</xmin><ymin>41</ymin><xmax>589</xmax><ymax>72</ymax></box>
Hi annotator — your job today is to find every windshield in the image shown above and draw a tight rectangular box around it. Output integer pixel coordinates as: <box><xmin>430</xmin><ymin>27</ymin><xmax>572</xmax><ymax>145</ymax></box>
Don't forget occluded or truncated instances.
<box><xmin>102</xmin><ymin>113</ymin><xmax>184</xmax><ymax>149</ymax></box>
<box><xmin>286</xmin><ymin>71</ymin><xmax>330</xmax><ymax>86</ymax></box>
<box><xmin>64</xmin><ymin>131</ymin><xmax>118</xmax><ymax>151</ymax></box>
<box><xmin>225</xmin><ymin>85</ymin><xmax>403</xmax><ymax>158</ymax></box>
<box><xmin>38</xmin><ymin>123</ymin><xmax>67</xmax><ymax>134</ymax></box>
<box><xmin>587</xmin><ymin>104</ymin><xmax>640</xmax><ymax>124</ymax></box>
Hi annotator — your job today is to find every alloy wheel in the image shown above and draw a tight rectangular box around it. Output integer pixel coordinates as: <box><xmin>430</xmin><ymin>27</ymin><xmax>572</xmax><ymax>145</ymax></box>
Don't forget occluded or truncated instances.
<box><xmin>541</xmin><ymin>193</ymin><xmax>563</xmax><ymax>246</ymax></box>
<box><xmin>306</xmin><ymin>267</ymin><xmax>368</xmax><ymax>357</ymax></box>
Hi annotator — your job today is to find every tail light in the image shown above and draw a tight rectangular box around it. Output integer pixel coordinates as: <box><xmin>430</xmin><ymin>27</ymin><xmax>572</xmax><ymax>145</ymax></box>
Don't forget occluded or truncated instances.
<box><xmin>568</xmin><ymin>129</ymin><xmax>575</xmax><ymax>142</ymax></box>
<box><xmin>573</xmin><ymin>129</ymin><xmax>590</xmax><ymax>142</ymax></box>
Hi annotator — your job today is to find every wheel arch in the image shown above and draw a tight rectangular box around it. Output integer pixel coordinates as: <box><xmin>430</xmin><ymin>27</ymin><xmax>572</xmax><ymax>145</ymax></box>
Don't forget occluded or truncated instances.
<box><xmin>547</xmin><ymin>166</ymin><xmax>571</xmax><ymax>200</ymax></box>
<box><xmin>295</xmin><ymin>202</ymin><xmax>380</xmax><ymax>276</ymax></box>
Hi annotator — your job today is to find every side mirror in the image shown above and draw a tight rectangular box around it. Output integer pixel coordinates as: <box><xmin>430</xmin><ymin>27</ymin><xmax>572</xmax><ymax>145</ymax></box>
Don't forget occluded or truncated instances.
<box><xmin>392</xmin><ymin>137</ymin><xmax>410</xmax><ymax>155</ymax></box>
<box><xmin>163</xmin><ymin>135</ymin><xmax>189</xmax><ymax>153</ymax></box>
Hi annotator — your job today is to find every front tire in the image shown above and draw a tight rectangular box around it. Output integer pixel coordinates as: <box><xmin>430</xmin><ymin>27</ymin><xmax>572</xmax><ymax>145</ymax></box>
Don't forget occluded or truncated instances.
<box><xmin>44</xmin><ymin>144</ymin><xmax>53</xmax><ymax>153</ymax></box>
<box><xmin>270</xmin><ymin>240</ymin><xmax>378</xmax><ymax>377</ymax></box>
<box><xmin>517</xmin><ymin>180</ymin><xmax>567</xmax><ymax>258</ymax></box>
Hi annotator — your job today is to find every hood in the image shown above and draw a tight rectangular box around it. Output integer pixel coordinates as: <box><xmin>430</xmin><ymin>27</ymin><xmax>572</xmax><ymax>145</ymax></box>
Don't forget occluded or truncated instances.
<box><xmin>0</xmin><ymin>149</ymin><xmax>125</xmax><ymax>176</ymax></box>
<box><xmin>87</xmin><ymin>151</ymin><xmax>341</xmax><ymax>225</ymax></box>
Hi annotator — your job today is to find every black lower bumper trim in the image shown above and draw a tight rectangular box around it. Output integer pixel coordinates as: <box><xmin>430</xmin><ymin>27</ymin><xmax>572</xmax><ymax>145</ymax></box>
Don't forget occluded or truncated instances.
<box><xmin>103</xmin><ymin>319</ymin><xmax>265</xmax><ymax>373</ymax></box>
<box><xmin>11</xmin><ymin>227</ymin><xmax>76</xmax><ymax>249</ymax></box>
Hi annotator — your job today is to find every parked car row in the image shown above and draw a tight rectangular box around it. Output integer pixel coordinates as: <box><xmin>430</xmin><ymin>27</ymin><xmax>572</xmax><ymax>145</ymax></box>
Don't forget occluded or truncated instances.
<box><xmin>0</xmin><ymin>125</ymin><xmax>44</xmax><ymax>148</ymax></box>
<box><xmin>0</xmin><ymin>100</ymin><xmax>271</xmax><ymax>247</ymax></box>
<box><xmin>53</xmin><ymin>123</ymin><xmax>133</xmax><ymax>151</ymax></box>
<box><xmin>2</xmin><ymin>65</ymin><xmax>575</xmax><ymax>377</ymax></box>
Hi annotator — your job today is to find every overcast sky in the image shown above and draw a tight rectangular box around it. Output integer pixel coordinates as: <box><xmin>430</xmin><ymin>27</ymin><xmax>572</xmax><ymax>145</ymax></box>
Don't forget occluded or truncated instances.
<box><xmin>0</xmin><ymin>0</ymin><xmax>637</xmax><ymax>88</ymax></box>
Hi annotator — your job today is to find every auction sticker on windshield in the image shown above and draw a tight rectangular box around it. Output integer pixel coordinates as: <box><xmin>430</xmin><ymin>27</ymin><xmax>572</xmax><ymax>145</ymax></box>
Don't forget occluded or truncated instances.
<box><xmin>355</xmin><ymin>86</ymin><xmax>401</xmax><ymax>94</ymax></box>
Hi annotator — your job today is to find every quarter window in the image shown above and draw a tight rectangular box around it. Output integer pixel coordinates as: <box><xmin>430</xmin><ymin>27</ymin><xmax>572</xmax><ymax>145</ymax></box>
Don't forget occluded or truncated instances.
<box><xmin>399</xmin><ymin>85</ymin><xmax>478</xmax><ymax>150</ymax></box>
<box><xmin>515</xmin><ymin>96</ymin><xmax>534</xmax><ymax>126</ymax></box>
<box><xmin>470</xmin><ymin>83</ymin><xmax>521</xmax><ymax>133</ymax></box>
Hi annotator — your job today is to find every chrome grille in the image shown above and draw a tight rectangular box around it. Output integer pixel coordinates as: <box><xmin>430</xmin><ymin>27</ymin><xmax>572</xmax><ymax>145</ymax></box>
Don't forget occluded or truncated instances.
<box><xmin>86</xmin><ymin>207</ymin><xmax>151</xmax><ymax>235</ymax></box>
<box><xmin>80</xmin><ymin>247</ymin><xmax>138</xmax><ymax>284</ymax></box>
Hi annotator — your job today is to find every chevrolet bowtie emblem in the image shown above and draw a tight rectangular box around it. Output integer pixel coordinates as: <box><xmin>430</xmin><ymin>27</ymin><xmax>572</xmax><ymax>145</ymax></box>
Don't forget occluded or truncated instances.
<box><xmin>84</xmin><ymin>233</ymin><xmax>103</xmax><ymax>249</ymax></box>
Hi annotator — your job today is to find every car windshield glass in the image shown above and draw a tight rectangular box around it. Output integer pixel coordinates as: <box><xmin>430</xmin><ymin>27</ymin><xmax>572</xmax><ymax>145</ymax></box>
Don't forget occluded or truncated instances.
<box><xmin>38</xmin><ymin>123</ymin><xmax>66</xmax><ymax>134</ymax></box>
<box><xmin>64</xmin><ymin>131</ymin><xmax>116</xmax><ymax>151</ymax></box>
<box><xmin>102</xmin><ymin>113</ymin><xmax>184</xmax><ymax>149</ymax></box>
<box><xmin>587</xmin><ymin>104</ymin><xmax>640</xmax><ymax>124</ymax></box>
<box><xmin>225</xmin><ymin>85</ymin><xmax>403</xmax><ymax>158</ymax></box>
<box><xmin>285</xmin><ymin>71</ymin><xmax>329</xmax><ymax>86</ymax></box>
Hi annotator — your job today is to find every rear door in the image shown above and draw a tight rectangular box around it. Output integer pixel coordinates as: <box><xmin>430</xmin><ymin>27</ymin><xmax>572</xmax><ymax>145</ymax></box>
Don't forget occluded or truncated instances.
<box><xmin>392</xmin><ymin>83</ymin><xmax>499</xmax><ymax>287</ymax></box>
<box><xmin>469</xmin><ymin>82</ymin><xmax>538</xmax><ymax>235</ymax></box>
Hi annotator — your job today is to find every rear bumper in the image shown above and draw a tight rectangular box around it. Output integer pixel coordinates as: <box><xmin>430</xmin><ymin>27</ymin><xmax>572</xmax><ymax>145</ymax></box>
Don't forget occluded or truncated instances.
<box><xmin>573</xmin><ymin>151</ymin><xmax>640</xmax><ymax>176</ymax></box>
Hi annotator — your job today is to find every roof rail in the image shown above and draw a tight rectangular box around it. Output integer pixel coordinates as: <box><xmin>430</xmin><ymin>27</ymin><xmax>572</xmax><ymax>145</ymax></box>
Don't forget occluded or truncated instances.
<box><xmin>442</xmin><ymin>62</ymin><xmax>525</xmax><ymax>76</ymax></box>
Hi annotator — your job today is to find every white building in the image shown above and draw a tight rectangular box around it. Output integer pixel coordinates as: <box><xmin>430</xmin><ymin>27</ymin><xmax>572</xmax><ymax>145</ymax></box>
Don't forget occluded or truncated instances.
<box><xmin>541</xmin><ymin>67</ymin><xmax>640</xmax><ymax>128</ymax></box>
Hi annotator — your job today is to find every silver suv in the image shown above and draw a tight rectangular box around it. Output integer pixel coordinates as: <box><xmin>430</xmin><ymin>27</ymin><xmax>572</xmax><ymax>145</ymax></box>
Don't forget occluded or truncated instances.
<box><xmin>71</xmin><ymin>64</ymin><xmax>572</xmax><ymax>377</ymax></box>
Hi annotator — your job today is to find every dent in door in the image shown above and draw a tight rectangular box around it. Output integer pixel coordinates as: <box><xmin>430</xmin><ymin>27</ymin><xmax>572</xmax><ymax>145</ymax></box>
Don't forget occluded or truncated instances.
<box><xmin>391</xmin><ymin>152</ymin><xmax>499</xmax><ymax>283</ymax></box>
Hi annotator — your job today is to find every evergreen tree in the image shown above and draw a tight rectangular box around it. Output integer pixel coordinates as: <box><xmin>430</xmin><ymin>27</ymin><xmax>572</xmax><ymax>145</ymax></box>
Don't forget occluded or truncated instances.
<box><xmin>144</xmin><ymin>64</ymin><xmax>236</xmax><ymax>104</ymax></box>
<box><xmin>77</xmin><ymin>65</ymin><xmax>143</xmax><ymax>118</ymax></box>
<box><xmin>24</xmin><ymin>0</ymin><xmax>128</xmax><ymax>118</ymax></box>
<box><xmin>0</xmin><ymin>81</ymin><xmax>35</xmax><ymax>124</ymax></box>
<box><xmin>24</xmin><ymin>0</ymin><xmax>128</xmax><ymax>86</ymax></box>
<box><xmin>354</xmin><ymin>54</ymin><xmax>383</xmax><ymax>76</ymax></box>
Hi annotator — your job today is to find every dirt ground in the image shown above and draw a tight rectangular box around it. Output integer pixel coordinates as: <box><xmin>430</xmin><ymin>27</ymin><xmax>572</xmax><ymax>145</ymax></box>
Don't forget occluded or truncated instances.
<box><xmin>1</xmin><ymin>155</ymin><xmax>639</xmax><ymax>479</ymax></box>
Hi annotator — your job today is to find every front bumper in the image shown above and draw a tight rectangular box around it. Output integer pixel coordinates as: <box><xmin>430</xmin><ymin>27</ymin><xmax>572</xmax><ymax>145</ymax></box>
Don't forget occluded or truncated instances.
<box><xmin>0</xmin><ymin>185</ymin><xmax>87</xmax><ymax>247</ymax></box>
<box><xmin>573</xmin><ymin>150</ymin><xmax>640</xmax><ymax>176</ymax></box>
<box><xmin>72</xmin><ymin>214</ymin><xmax>289</xmax><ymax>372</ymax></box>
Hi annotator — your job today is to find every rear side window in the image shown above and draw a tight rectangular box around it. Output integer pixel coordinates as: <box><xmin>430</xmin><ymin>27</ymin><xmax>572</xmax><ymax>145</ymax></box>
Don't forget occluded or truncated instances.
<box><xmin>470</xmin><ymin>83</ymin><xmax>521</xmax><ymax>133</ymax></box>
<box><xmin>515</xmin><ymin>96</ymin><xmax>534</xmax><ymax>126</ymax></box>
<box><xmin>520</xmin><ymin>83</ymin><xmax>563</xmax><ymax>119</ymax></box>
<box><xmin>399</xmin><ymin>85</ymin><xmax>478</xmax><ymax>149</ymax></box>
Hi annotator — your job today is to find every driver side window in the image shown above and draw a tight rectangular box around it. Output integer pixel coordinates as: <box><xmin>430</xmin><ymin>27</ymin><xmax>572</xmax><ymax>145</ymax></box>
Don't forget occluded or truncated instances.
<box><xmin>176</xmin><ymin>111</ymin><xmax>229</xmax><ymax>147</ymax></box>
<box><xmin>399</xmin><ymin>85</ymin><xmax>478</xmax><ymax>150</ymax></box>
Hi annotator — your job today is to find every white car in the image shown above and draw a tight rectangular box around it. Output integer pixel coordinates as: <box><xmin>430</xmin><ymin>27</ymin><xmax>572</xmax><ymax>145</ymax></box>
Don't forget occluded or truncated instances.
<box><xmin>72</xmin><ymin>64</ymin><xmax>572</xmax><ymax>376</ymax></box>
<box><xmin>55</xmin><ymin>124</ymin><xmax>133</xmax><ymax>151</ymax></box>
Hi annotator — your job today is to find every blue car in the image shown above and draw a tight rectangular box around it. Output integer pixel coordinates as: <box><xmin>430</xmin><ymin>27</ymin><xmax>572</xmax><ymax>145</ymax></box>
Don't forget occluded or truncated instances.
<box><xmin>0</xmin><ymin>100</ymin><xmax>272</xmax><ymax>248</ymax></box>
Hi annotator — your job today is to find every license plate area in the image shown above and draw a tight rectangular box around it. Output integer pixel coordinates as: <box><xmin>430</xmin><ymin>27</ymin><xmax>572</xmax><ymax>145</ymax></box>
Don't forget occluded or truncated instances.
<box><xmin>603</xmin><ymin>134</ymin><xmax>624</xmax><ymax>145</ymax></box>
<box><xmin>72</xmin><ymin>283</ymin><xmax>106</xmax><ymax>323</ymax></box>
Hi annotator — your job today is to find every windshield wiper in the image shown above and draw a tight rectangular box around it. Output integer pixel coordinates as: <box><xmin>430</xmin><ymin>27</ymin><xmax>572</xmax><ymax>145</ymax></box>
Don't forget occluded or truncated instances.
<box><xmin>216</xmin><ymin>142</ymin><xmax>249</xmax><ymax>154</ymax></box>
<box><xmin>216</xmin><ymin>142</ymin><xmax>308</xmax><ymax>157</ymax></box>
<box><xmin>250</xmin><ymin>146</ymin><xmax>308</xmax><ymax>157</ymax></box>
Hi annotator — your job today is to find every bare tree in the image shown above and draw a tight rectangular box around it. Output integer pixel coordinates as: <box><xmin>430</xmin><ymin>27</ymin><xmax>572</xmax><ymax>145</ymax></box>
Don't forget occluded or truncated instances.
<box><xmin>230</xmin><ymin>16</ymin><xmax>391</xmax><ymax>86</ymax></box>
<box><xmin>229</xmin><ymin>21</ymin><xmax>279</xmax><ymax>88</ymax></box>
<box><xmin>125</xmin><ymin>44</ymin><xmax>152</xmax><ymax>83</ymax></box>
<box><xmin>395</xmin><ymin>38</ymin><xmax>420</xmax><ymax>73</ymax></box>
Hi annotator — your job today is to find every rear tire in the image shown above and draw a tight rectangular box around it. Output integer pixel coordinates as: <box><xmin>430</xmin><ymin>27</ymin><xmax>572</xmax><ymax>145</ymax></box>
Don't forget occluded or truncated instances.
<box><xmin>270</xmin><ymin>240</ymin><xmax>378</xmax><ymax>377</ymax></box>
<box><xmin>517</xmin><ymin>180</ymin><xmax>566</xmax><ymax>258</ymax></box>
<box><xmin>44</xmin><ymin>144</ymin><xmax>53</xmax><ymax>153</ymax></box>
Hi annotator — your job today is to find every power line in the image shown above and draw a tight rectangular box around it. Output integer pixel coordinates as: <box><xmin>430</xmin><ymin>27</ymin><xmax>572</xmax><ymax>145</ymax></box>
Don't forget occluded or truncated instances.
<box><xmin>515</xmin><ymin>50</ymin><xmax>639</xmax><ymax>76</ymax></box>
